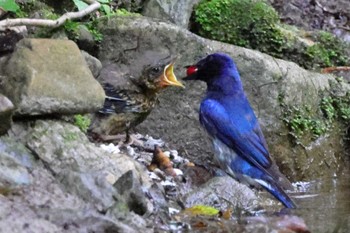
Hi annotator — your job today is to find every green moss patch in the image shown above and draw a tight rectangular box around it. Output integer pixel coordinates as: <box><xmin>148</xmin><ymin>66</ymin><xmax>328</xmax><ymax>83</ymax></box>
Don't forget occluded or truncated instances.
<box><xmin>193</xmin><ymin>0</ymin><xmax>350</xmax><ymax>70</ymax></box>
<box><xmin>279</xmin><ymin>80</ymin><xmax>350</xmax><ymax>143</ymax></box>
<box><xmin>194</xmin><ymin>0</ymin><xmax>285</xmax><ymax>56</ymax></box>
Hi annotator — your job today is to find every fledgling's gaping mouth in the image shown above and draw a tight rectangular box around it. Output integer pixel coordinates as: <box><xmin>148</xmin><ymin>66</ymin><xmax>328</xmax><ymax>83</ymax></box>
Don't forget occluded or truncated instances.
<box><xmin>159</xmin><ymin>62</ymin><xmax>185</xmax><ymax>88</ymax></box>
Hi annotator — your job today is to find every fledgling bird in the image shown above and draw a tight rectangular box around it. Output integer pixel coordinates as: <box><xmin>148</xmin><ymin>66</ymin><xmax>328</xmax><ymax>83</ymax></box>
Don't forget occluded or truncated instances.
<box><xmin>88</xmin><ymin>52</ymin><xmax>184</xmax><ymax>142</ymax></box>
<box><xmin>183</xmin><ymin>53</ymin><xmax>296</xmax><ymax>208</ymax></box>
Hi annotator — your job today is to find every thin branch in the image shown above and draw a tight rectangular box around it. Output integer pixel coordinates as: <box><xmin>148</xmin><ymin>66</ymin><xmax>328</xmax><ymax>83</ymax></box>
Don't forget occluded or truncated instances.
<box><xmin>0</xmin><ymin>0</ymin><xmax>101</xmax><ymax>31</ymax></box>
<box><xmin>322</xmin><ymin>66</ymin><xmax>350</xmax><ymax>73</ymax></box>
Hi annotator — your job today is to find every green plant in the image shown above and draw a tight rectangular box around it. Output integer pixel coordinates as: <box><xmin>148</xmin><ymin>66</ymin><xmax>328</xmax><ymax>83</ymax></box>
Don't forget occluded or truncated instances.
<box><xmin>63</xmin><ymin>20</ymin><xmax>80</xmax><ymax>41</ymax></box>
<box><xmin>86</xmin><ymin>19</ymin><xmax>103</xmax><ymax>42</ymax></box>
<box><xmin>73</xmin><ymin>0</ymin><xmax>113</xmax><ymax>16</ymax></box>
<box><xmin>321</xmin><ymin>93</ymin><xmax>350</xmax><ymax>121</ymax></box>
<box><xmin>98</xmin><ymin>0</ymin><xmax>113</xmax><ymax>16</ymax></box>
<box><xmin>305</xmin><ymin>32</ymin><xmax>349</xmax><ymax>69</ymax></box>
<box><xmin>279</xmin><ymin>88</ymin><xmax>350</xmax><ymax>142</ymax></box>
<box><xmin>74</xmin><ymin>114</ymin><xmax>91</xmax><ymax>133</ymax></box>
<box><xmin>0</xmin><ymin>0</ymin><xmax>19</xmax><ymax>12</ymax></box>
<box><xmin>281</xmin><ymin>105</ymin><xmax>328</xmax><ymax>139</ymax></box>
<box><xmin>115</xmin><ymin>8</ymin><xmax>140</xmax><ymax>16</ymax></box>
<box><xmin>194</xmin><ymin>0</ymin><xmax>286</xmax><ymax>55</ymax></box>
<box><xmin>320</xmin><ymin>96</ymin><xmax>337</xmax><ymax>120</ymax></box>
<box><xmin>193</xmin><ymin>0</ymin><xmax>350</xmax><ymax>71</ymax></box>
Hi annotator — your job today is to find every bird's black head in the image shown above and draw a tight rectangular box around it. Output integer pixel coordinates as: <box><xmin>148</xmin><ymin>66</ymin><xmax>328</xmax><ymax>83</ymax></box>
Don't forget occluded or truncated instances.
<box><xmin>183</xmin><ymin>53</ymin><xmax>238</xmax><ymax>83</ymax></box>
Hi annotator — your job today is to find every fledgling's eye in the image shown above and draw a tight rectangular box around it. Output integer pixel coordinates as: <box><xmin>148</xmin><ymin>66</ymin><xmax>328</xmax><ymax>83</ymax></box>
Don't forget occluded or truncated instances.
<box><xmin>151</xmin><ymin>67</ymin><xmax>160</xmax><ymax>73</ymax></box>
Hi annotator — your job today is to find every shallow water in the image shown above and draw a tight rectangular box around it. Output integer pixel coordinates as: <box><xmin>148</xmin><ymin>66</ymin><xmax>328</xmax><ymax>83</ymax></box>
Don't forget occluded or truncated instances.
<box><xmin>291</xmin><ymin>169</ymin><xmax>350</xmax><ymax>233</ymax></box>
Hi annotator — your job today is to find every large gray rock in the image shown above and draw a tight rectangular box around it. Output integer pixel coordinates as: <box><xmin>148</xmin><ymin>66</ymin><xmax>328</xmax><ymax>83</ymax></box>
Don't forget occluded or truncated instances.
<box><xmin>0</xmin><ymin>122</ymin><xmax>154</xmax><ymax>233</ymax></box>
<box><xmin>183</xmin><ymin>176</ymin><xmax>260</xmax><ymax>211</ymax></box>
<box><xmin>142</xmin><ymin>0</ymin><xmax>200</xmax><ymax>28</ymax></box>
<box><xmin>0</xmin><ymin>39</ymin><xmax>105</xmax><ymax>116</ymax></box>
<box><xmin>269</xmin><ymin>0</ymin><xmax>350</xmax><ymax>43</ymax></box>
<box><xmin>114</xmin><ymin>170</ymin><xmax>152</xmax><ymax>216</ymax></box>
<box><xmin>25</xmin><ymin>120</ymin><xmax>151</xmax><ymax>187</ymax></box>
<box><xmin>0</xmin><ymin>137</ymin><xmax>33</xmax><ymax>187</ymax></box>
<box><xmin>81</xmin><ymin>50</ymin><xmax>102</xmax><ymax>78</ymax></box>
<box><xmin>97</xmin><ymin>16</ymin><xmax>350</xmax><ymax>181</ymax></box>
<box><xmin>0</xmin><ymin>94</ymin><xmax>14</xmax><ymax>135</ymax></box>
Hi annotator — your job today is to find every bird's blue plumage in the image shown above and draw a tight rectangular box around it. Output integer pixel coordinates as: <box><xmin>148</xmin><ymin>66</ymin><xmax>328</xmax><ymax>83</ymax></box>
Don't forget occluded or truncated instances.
<box><xmin>184</xmin><ymin>53</ymin><xmax>296</xmax><ymax>208</ymax></box>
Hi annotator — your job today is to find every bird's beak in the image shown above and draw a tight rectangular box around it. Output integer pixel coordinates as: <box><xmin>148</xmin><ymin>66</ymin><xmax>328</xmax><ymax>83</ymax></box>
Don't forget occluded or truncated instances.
<box><xmin>182</xmin><ymin>65</ymin><xmax>198</xmax><ymax>81</ymax></box>
<box><xmin>159</xmin><ymin>62</ymin><xmax>185</xmax><ymax>88</ymax></box>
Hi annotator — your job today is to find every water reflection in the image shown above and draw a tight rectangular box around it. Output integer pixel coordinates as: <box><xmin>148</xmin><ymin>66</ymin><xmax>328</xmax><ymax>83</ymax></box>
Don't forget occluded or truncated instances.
<box><xmin>292</xmin><ymin>169</ymin><xmax>350</xmax><ymax>233</ymax></box>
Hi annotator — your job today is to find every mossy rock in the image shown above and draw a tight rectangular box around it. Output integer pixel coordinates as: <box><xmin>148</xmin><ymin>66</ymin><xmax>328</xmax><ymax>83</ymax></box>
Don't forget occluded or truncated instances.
<box><xmin>193</xmin><ymin>0</ymin><xmax>285</xmax><ymax>56</ymax></box>
<box><xmin>192</xmin><ymin>0</ymin><xmax>350</xmax><ymax>70</ymax></box>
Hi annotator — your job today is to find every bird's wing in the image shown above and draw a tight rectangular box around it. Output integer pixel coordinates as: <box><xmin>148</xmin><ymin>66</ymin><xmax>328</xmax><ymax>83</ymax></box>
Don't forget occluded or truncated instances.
<box><xmin>200</xmin><ymin>99</ymin><xmax>272</xmax><ymax>170</ymax></box>
<box><xmin>99</xmin><ymin>83</ymin><xmax>143</xmax><ymax>114</ymax></box>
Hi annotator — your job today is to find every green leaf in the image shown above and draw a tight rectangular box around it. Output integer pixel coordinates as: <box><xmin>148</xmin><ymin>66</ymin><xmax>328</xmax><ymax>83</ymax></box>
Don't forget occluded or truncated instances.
<box><xmin>183</xmin><ymin>205</ymin><xmax>220</xmax><ymax>216</ymax></box>
<box><xmin>101</xmin><ymin>4</ymin><xmax>112</xmax><ymax>16</ymax></box>
<box><xmin>98</xmin><ymin>0</ymin><xmax>110</xmax><ymax>3</ymax></box>
<box><xmin>72</xmin><ymin>0</ymin><xmax>89</xmax><ymax>11</ymax></box>
<box><xmin>74</xmin><ymin>114</ymin><xmax>91</xmax><ymax>133</ymax></box>
<box><xmin>0</xmin><ymin>0</ymin><xmax>20</xmax><ymax>12</ymax></box>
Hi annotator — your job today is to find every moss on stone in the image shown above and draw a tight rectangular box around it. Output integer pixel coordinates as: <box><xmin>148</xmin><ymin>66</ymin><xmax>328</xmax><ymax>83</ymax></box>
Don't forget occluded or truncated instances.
<box><xmin>193</xmin><ymin>0</ymin><xmax>350</xmax><ymax>70</ymax></box>
<box><xmin>279</xmin><ymin>79</ymin><xmax>350</xmax><ymax>144</ymax></box>
<box><xmin>74</xmin><ymin>114</ymin><xmax>91</xmax><ymax>133</ymax></box>
<box><xmin>305</xmin><ymin>32</ymin><xmax>349</xmax><ymax>69</ymax></box>
<box><xmin>193</xmin><ymin>0</ymin><xmax>285</xmax><ymax>56</ymax></box>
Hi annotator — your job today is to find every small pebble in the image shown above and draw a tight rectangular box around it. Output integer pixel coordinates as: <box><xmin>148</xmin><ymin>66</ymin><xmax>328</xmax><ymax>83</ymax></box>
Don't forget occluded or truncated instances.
<box><xmin>153</xmin><ymin>168</ymin><xmax>166</xmax><ymax>180</ymax></box>
<box><xmin>170</xmin><ymin>150</ymin><xmax>178</xmax><ymax>157</ymax></box>
<box><xmin>163</xmin><ymin>151</ymin><xmax>171</xmax><ymax>157</ymax></box>
<box><xmin>168</xmin><ymin>221</ymin><xmax>190</xmax><ymax>231</ymax></box>
<box><xmin>105</xmin><ymin>172</ymin><xmax>117</xmax><ymax>184</ymax></box>
<box><xmin>148</xmin><ymin>171</ymin><xmax>161</xmax><ymax>181</ymax></box>
<box><xmin>144</xmin><ymin>135</ymin><xmax>165</xmax><ymax>149</ymax></box>
<box><xmin>173</xmin><ymin>168</ymin><xmax>183</xmax><ymax>176</ymax></box>
<box><xmin>293</xmin><ymin>181</ymin><xmax>313</xmax><ymax>192</ymax></box>
<box><xmin>172</xmin><ymin>154</ymin><xmax>184</xmax><ymax>164</ymax></box>
<box><xmin>100</xmin><ymin>143</ymin><xmax>120</xmax><ymax>154</ymax></box>
<box><xmin>126</xmin><ymin>146</ymin><xmax>135</xmax><ymax>157</ymax></box>
<box><xmin>161</xmin><ymin>179</ymin><xmax>176</xmax><ymax>187</ymax></box>
<box><xmin>169</xmin><ymin>207</ymin><xmax>180</xmax><ymax>215</ymax></box>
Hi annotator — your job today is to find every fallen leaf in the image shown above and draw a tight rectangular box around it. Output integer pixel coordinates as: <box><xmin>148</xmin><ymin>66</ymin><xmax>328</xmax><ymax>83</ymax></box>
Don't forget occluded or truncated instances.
<box><xmin>148</xmin><ymin>146</ymin><xmax>176</xmax><ymax>176</ymax></box>
<box><xmin>183</xmin><ymin>205</ymin><xmax>220</xmax><ymax>216</ymax></box>
<box><xmin>220</xmin><ymin>208</ymin><xmax>232</xmax><ymax>220</ymax></box>
<box><xmin>192</xmin><ymin>221</ymin><xmax>207</xmax><ymax>228</ymax></box>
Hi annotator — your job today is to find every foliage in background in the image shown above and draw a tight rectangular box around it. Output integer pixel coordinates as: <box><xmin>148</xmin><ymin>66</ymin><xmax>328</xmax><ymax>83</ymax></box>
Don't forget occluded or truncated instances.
<box><xmin>18</xmin><ymin>1</ymin><xmax>103</xmax><ymax>45</ymax></box>
<box><xmin>193</xmin><ymin>0</ymin><xmax>350</xmax><ymax>70</ymax></box>
<box><xmin>279</xmin><ymin>80</ymin><xmax>350</xmax><ymax>143</ymax></box>
<box><xmin>194</xmin><ymin>0</ymin><xmax>285</xmax><ymax>56</ymax></box>
<box><xmin>304</xmin><ymin>32</ymin><xmax>349</xmax><ymax>69</ymax></box>
<box><xmin>73</xmin><ymin>0</ymin><xmax>113</xmax><ymax>16</ymax></box>
<box><xmin>86</xmin><ymin>19</ymin><xmax>103</xmax><ymax>42</ymax></box>
<box><xmin>0</xmin><ymin>0</ymin><xmax>19</xmax><ymax>13</ymax></box>
<box><xmin>4</xmin><ymin>0</ymin><xmax>139</xmax><ymax>54</ymax></box>
<box><xmin>321</xmin><ymin>93</ymin><xmax>350</xmax><ymax>122</ymax></box>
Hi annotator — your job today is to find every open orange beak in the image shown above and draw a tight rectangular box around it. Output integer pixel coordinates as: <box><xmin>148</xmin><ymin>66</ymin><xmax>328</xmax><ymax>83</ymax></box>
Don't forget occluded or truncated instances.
<box><xmin>159</xmin><ymin>62</ymin><xmax>185</xmax><ymax>88</ymax></box>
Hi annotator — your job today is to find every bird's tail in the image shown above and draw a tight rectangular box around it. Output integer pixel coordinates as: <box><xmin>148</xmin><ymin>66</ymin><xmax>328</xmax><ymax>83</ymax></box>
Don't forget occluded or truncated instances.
<box><xmin>255</xmin><ymin>178</ymin><xmax>297</xmax><ymax>208</ymax></box>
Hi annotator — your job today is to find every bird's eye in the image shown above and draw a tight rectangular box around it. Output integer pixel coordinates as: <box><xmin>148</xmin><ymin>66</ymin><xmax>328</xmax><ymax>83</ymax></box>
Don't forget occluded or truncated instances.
<box><xmin>151</xmin><ymin>67</ymin><xmax>160</xmax><ymax>73</ymax></box>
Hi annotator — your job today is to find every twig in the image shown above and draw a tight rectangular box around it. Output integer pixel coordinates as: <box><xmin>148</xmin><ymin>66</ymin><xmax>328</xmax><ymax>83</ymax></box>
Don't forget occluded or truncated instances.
<box><xmin>322</xmin><ymin>66</ymin><xmax>350</xmax><ymax>73</ymax></box>
<box><xmin>0</xmin><ymin>0</ymin><xmax>100</xmax><ymax>31</ymax></box>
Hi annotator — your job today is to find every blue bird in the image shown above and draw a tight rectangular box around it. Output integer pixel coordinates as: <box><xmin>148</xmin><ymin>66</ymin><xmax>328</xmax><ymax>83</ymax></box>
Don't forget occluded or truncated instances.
<box><xmin>183</xmin><ymin>53</ymin><xmax>296</xmax><ymax>208</ymax></box>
